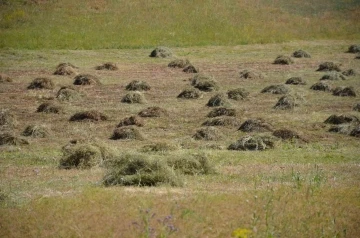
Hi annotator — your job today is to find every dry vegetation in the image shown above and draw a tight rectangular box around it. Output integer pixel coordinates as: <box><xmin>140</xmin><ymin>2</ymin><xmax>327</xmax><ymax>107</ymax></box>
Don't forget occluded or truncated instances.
<box><xmin>0</xmin><ymin>41</ymin><xmax>360</xmax><ymax>237</ymax></box>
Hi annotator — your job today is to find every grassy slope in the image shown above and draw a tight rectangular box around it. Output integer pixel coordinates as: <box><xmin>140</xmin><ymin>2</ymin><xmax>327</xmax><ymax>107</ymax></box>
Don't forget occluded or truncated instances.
<box><xmin>0</xmin><ymin>0</ymin><xmax>359</xmax><ymax>49</ymax></box>
<box><xmin>0</xmin><ymin>40</ymin><xmax>360</xmax><ymax>237</ymax></box>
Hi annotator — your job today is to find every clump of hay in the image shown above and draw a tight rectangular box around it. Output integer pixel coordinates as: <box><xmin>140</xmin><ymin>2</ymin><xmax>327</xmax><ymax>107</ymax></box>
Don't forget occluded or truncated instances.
<box><xmin>316</xmin><ymin>62</ymin><xmax>341</xmax><ymax>72</ymax></box>
<box><xmin>141</xmin><ymin>142</ymin><xmax>177</xmax><ymax>153</ymax></box>
<box><xmin>329</xmin><ymin>123</ymin><xmax>359</xmax><ymax>136</ymax></box>
<box><xmin>193</xmin><ymin>126</ymin><xmax>222</xmax><ymax>140</ymax></box>
<box><xmin>0</xmin><ymin>109</ymin><xmax>16</xmax><ymax>130</ymax></box>
<box><xmin>356</xmin><ymin>54</ymin><xmax>360</xmax><ymax>59</ymax></box>
<box><xmin>273</xmin><ymin>55</ymin><xmax>294</xmax><ymax>65</ymax></box>
<box><xmin>177</xmin><ymin>88</ymin><xmax>203</xmax><ymax>99</ymax></box>
<box><xmin>202</xmin><ymin>116</ymin><xmax>241</xmax><ymax>127</ymax></box>
<box><xmin>117</xmin><ymin>116</ymin><xmax>144</xmax><ymax>127</ymax></box>
<box><xmin>125</xmin><ymin>80</ymin><xmax>151</xmax><ymax>91</ymax></box>
<box><xmin>37</xmin><ymin>102</ymin><xmax>63</xmax><ymax>114</ymax></box>
<box><xmin>149</xmin><ymin>46</ymin><xmax>173</xmax><ymax>58</ymax></box>
<box><xmin>342</xmin><ymin>69</ymin><xmax>356</xmax><ymax>77</ymax></box>
<box><xmin>183</xmin><ymin>64</ymin><xmax>198</xmax><ymax>73</ymax></box>
<box><xmin>310</xmin><ymin>82</ymin><xmax>332</xmax><ymax>92</ymax></box>
<box><xmin>239</xmin><ymin>69</ymin><xmax>264</xmax><ymax>79</ymax></box>
<box><xmin>347</xmin><ymin>45</ymin><xmax>360</xmax><ymax>53</ymax></box>
<box><xmin>207</xmin><ymin>94</ymin><xmax>230</xmax><ymax>107</ymax></box>
<box><xmin>261</xmin><ymin>85</ymin><xmax>290</xmax><ymax>94</ymax></box>
<box><xmin>22</xmin><ymin>125</ymin><xmax>50</xmax><ymax>138</ymax></box>
<box><xmin>167</xmin><ymin>153</ymin><xmax>214</xmax><ymax>175</ymax></box>
<box><xmin>138</xmin><ymin>106</ymin><xmax>168</xmax><ymax>117</ymax></box>
<box><xmin>227</xmin><ymin>88</ymin><xmax>249</xmax><ymax>100</ymax></box>
<box><xmin>53</xmin><ymin>63</ymin><xmax>78</xmax><ymax>75</ymax></box>
<box><xmin>228</xmin><ymin>135</ymin><xmax>278</xmax><ymax>151</ymax></box>
<box><xmin>56</xmin><ymin>86</ymin><xmax>81</xmax><ymax>101</ymax></box>
<box><xmin>285</xmin><ymin>77</ymin><xmax>307</xmax><ymax>85</ymax></box>
<box><xmin>95</xmin><ymin>62</ymin><xmax>118</xmax><ymax>70</ymax></box>
<box><xmin>191</xmin><ymin>74</ymin><xmax>219</xmax><ymax>92</ymax></box>
<box><xmin>73</xmin><ymin>74</ymin><xmax>101</xmax><ymax>85</ymax></box>
<box><xmin>320</xmin><ymin>72</ymin><xmax>347</xmax><ymax>81</ymax></box>
<box><xmin>168</xmin><ymin>59</ymin><xmax>190</xmax><ymax>68</ymax></box>
<box><xmin>332</xmin><ymin>87</ymin><xmax>357</xmax><ymax>97</ymax></box>
<box><xmin>69</xmin><ymin>110</ymin><xmax>108</xmax><ymax>122</ymax></box>
<box><xmin>0</xmin><ymin>133</ymin><xmax>29</xmax><ymax>146</ymax></box>
<box><xmin>273</xmin><ymin>129</ymin><xmax>306</xmax><ymax>142</ymax></box>
<box><xmin>350</xmin><ymin>126</ymin><xmax>360</xmax><ymax>137</ymax></box>
<box><xmin>292</xmin><ymin>50</ymin><xmax>311</xmax><ymax>58</ymax></box>
<box><xmin>273</xmin><ymin>95</ymin><xmax>297</xmax><ymax>110</ymax></box>
<box><xmin>111</xmin><ymin>126</ymin><xmax>144</xmax><ymax>140</ymax></box>
<box><xmin>60</xmin><ymin>140</ymin><xmax>116</xmax><ymax>169</ymax></box>
<box><xmin>121</xmin><ymin>91</ymin><xmax>146</xmax><ymax>104</ymax></box>
<box><xmin>0</xmin><ymin>74</ymin><xmax>12</xmax><ymax>83</ymax></box>
<box><xmin>353</xmin><ymin>103</ymin><xmax>360</xmax><ymax>112</ymax></box>
<box><xmin>27</xmin><ymin>78</ymin><xmax>55</xmax><ymax>90</ymax></box>
<box><xmin>238</xmin><ymin>118</ymin><xmax>274</xmax><ymax>132</ymax></box>
<box><xmin>207</xmin><ymin>107</ymin><xmax>236</xmax><ymax>117</ymax></box>
<box><xmin>324</xmin><ymin>114</ymin><xmax>359</xmax><ymax>125</ymax></box>
<box><xmin>103</xmin><ymin>153</ymin><xmax>182</xmax><ymax>186</ymax></box>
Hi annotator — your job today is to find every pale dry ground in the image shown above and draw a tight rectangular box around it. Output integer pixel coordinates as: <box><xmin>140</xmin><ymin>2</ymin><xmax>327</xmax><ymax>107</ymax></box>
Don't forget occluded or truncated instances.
<box><xmin>0</xmin><ymin>40</ymin><xmax>360</xmax><ymax>237</ymax></box>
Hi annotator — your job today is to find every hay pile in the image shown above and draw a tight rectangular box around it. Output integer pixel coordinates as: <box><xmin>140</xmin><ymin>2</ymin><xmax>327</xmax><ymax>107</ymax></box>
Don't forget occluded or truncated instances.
<box><xmin>273</xmin><ymin>129</ymin><xmax>306</xmax><ymax>142</ymax></box>
<box><xmin>37</xmin><ymin>102</ymin><xmax>63</xmax><ymax>114</ymax></box>
<box><xmin>73</xmin><ymin>74</ymin><xmax>101</xmax><ymax>85</ymax></box>
<box><xmin>261</xmin><ymin>85</ymin><xmax>290</xmax><ymax>94</ymax></box>
<box><xmin>273</xmin><ymin>95</ymin><xmax>298</xmax><ymax>110</ymax></box>
<box><xmin>69</xmin><ymin>110</ymin><xmax>108</xmax><ymax>121</ymax></box>
<box><xmin>191</xmin><ymin>74</ymin><xmax>219</xmax><ymax>92</ymax></box>
<box><xmin>285</xmin><ymin>77</ymin><xmax>306</xmax><ymax>85</ymax></box>
<box><xmin>0</xmin><ymin>133</ymin><xmax>29</xmax><ymax>146</ymax></box>
<box><xmin>149</xmin><ymin>46</ymin><xmax>173</xmax><ymax>58</ymax></box>
<box><xmin>125</xmin><ymin>80</ymin><xmax>151</xmax><ymax>91</ymax></box>
<box><xmin>320</xmin><ymin>72</ymin><xmax>346</xmax><ymax>81</ymax></box>
<box><xmin>207</xmin><ymin>94</ymin><xmax>230</xmax><ymax>107</ymax></box>
<box><xmin>177</xmin><ymin>88</ymin><xmax>203</xmax><ymax>99</ymax></box>
<box><xmin>111</xmin><ymin>126</ymin><xmax>144</xmax><ymax>140</ymax></box>
<box><xmin>332</xmin><ymin>87</ymin><xmax>356</xmax><ymax>97</ymax></box>
<box><xmin>239</xmin><ymin>69</ymin><xmax>263</xmax><ymax>79</ymax></box>
<box><xmin>193</xmin><ymin>127</ymin><xmax>222</xmax><ymax>141</ymax></box>
<box><xmin>167</xmin><ymin>153</ymin><xmax>214</xmax><ymax>175</ymax></box>
<box><xmin>202</xmin><ymin>116</ymin><xmax>241</xmax><ymax>127</ymax></box>
<box><xmin>347</xmin><ymin>45</ymin><xmax>360</xmax><ymax>53</ymax></box>
<box><xmin>27</xmin><ymin>78</ymin><xmax>55</xmax><ymax>90</ymax></box>
<box><xmin>292</xmin><ymin>50</ymin><xmax>311</xmax><ymax>58</ymax></box>
<box><xmin>183</xmin><ymin>64</ymin><xmax>198</xmax><ymax>73</ymax></box>
<box><xmin>207</xmin><ymin>107</ymin><xmax>236</xmax><ymax>117</ymax></box>
<box><xmin>117</xmin><ymin>116</ymin><xmax>144</xmax><ymax>127</ymax></box>
<box><xmin>0</xmin><ymin>109</ymin><xmax>16</xmax><ymax>130</ymax></box>
<box><xmin>238</xmin><ymin>118</ymin><xmax>274</xmax><ymax>132</ymax></box>
<box><xmin>138</xmin><ymin>106</ymin><xmax>168</xmax><ymax>117</ymax></box>
<box><xmin>228</xmin><ymin>135</ymin><xmax>278</xmax><ymax>151</ymax></box>
<box><xmin>329</xmin><ymin>123</ymin><xmax>360</xmax><ymax>136</ymax></box>
<box><xmin>22</xmin><ymin>125</ymin><xmax>50</xmax><ymax>138</ymax></box>
<box><xmin>353</xmin><ymin>103</ymin><xmax>360</xmax><ymax>112</ymax></box>
<box><xmin>227</xmin><ymin>88</ymin><xmax>249</xmax><ymax>100</ymax></box>
<box><xmin>0</xmin><ymin>74</ymin><xmax>12</xmax><ymax>83</ymax></box>
<box><xmin>350</xmin><ymin>126</ymin><xmax>360</xmax><ymax>137</ymax></box>
<box><xmin>56</xmin><ymin>86</ymin><xmax>81</xmax><ymax>101</ymax></box>
<box><xmin>316</xmin><ymin>62</ymin><xmax>341</xmax><ymax>72</ymax></box>
<box><xmin>310</xmin><ymin>82</ymin><xmax>332</xmax><ymax>92</ymax></box>
<box><xmin>324</xmin><ymin>114</ymin><xmax>359</xmax><ymax>125</ymax></box>
<box><xmin>95</xmin><ymin>62</ymin><xmax>118</xmax><ymax>70</ymax></box>
<box><xmin>342</xmin><ymin>69</ymin><xmax>356</xmax><ymax>77</ymax></box>
<box><xmin>121</xmin><ymin>91</ymin><xmax>146</xmax><ymax>104</ymax></box>
<box><xmin>54</xmin><ymin>63</ymin><xmax>78</xmax><ymax>75</ymax></box>
<box><xmin>141</xmin><ymin>142</ymin><xmax>177</xmax><ymax>153</ymax></box>
<box><xmin>273</xmin><ymin>55</ymin><xmax>294</xmax><ymax>65</ymax></box>
<box><xmin>168</xmin><ymin>59</ymin><xmax>190</xmax><ymax>68</ymax></box>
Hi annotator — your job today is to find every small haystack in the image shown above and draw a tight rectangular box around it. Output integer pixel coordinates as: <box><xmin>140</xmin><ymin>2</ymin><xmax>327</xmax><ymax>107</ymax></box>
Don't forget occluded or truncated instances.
<box><xmin>228</xmin><ymin>135</ymin><xmax>278</xmax><ymax>151</ymax></box>
<box><xmin>202</xmin><ymin>116</ymin><xmax>241</xmax><ymax>127</ymax></box>
<box><xmin>207</xmin><ymin>107</ymin><xmax>236</xmax><ymax>117</ymax></box>
<box><xmin>273</xmin><ymin>95</ymin><xmax>297</xmax><ymax>110</ymax></box>
<box><xmin>138</xmin><ymin>106</ymin><xmax>168</xmax><ymax>117</ymax></box>
<box><xmin>310</xmin><ymin>82</ymin><xmax>332</xmax><ymax>92</ymax></box>
<box><xmin>125</xmin><ymin>80</ymin><xmax>151</xmax><ymax>91</ymax></box>
<box><xmin>342</xmin><ymin>69</ymin><xmax>356</xmax><ymax>77</ymax></box>
<box><xmin>73</xmin><ymin>74</ymin><xmax>101</xmax><ymax>85</ymax></box>
<box><xmin>0</xmin><ymin>109</ymin><xmax>16</xmax><ymax>130</ymax></box>
<box><xmin>121</xmin><ymin>91</ymin><xmax>146</xmax><ymax>104</ymax></box>
<box><xmin>54</xmin><ymin>63</ymin><xmax>78</xmax><ymax>75</ymax></box>
<box><xmin>347</xmin><ymin>45</ymin><xmax>360</xmax><ymax>53</ymax></box>
<box><xmin>332</xmin><ymin>87</ymin><xmax>357</xmax><ymax>97</ymax></box>
<box><xmin>285</xmin><ymin>77</ymin><xmax>307</xmax><ymax>85</ymax></box>
<box><xmin>261</xmin><ymin>85</ymin><xmax>290</xmax><ymax>94</ymax></box>
<box><xmin>273</xmin><ymin>129</ymin><xmax>305</xmax><ymax>141</ymax></box>
<box><xmin>0</xmin><ymin>133</ymin><xmax>29</xmax><ymax>146</ymax></box>
<box><xmin>191</xmin><ymin>74</ymin><xmax>219</xmax><ymax>92</ymax></box>
<box><xmin>353</xmin><ymin>103</ymin><xmax>360</xmax><ymax>112</ymax></box>
<box><xmin>95</xmin><ymin>62</ymin><xmax>118</xmax><ymax>70</ymax></box>
<box><xmin>292</xmin><ymin>50</ymin><xmax>311</xmax><ymax>58</ymax></box>
<box><xmin>27</xmin><ymin>78</ymin><xmax>55</xmax><ymax>90</ymax></box>
<box><xmin>0</xmin><ymin>74</ymin><xmax>12</xmax><ymax>83</ymax></box>
<box><xmin>316</xmin><ymin>62</ymin><xmax>341</xmax><ymax>72</ymax></box>
<box><xmin>141</xmin><ymin>142</ymin><xmax>177</xmax><ymax>153</ymax></box>
<box><xmin>22</xmin><ymin>125</ymin><xmax>50</xmax><ymax>138</ymax></box>
<box><xmin>239</xmin><ymin>69</ymin><xmax>264</xmax><ymax>79</ymax></box>
<box><xmin>117</xmin><ymin>116</ymin><xmax>144</xmax><ymax>127</ymax></box>
<box><xmin>238</xmin><ymin>118</ymin><xmax>274</xmax><ymax>132</ymax></box>
<box><xmin>168</xmin><ymin>59</ymin><xmax>190</xmax><ymax>68</ymax></box>
<box><xmin>350</xmin><ymin>126</ymin><xmax>360</xmax><ymax>137</ymax></box>
<box><xmin>227</xmin><ymin>88</ymin><xmax>249</xmax><ymax>100</ymax></box>
<box><xmin>167</xmin><ymin>153</ymin><xmax>214</xmax><ymax>175</ymax></box>
<box><xmin>324</xmin><ymin>114</ymin><xmax>359</xmax><ymax>125</ymax></box>
<box><xmin>193</xmin><ymin>126</ymin><xmax>222</xmax><ymax>141</ymax></box>
<box><xmin>320</xmin><ymin>72</ymin><xmax>346</xmax><ymax>81</ymax></box>
<box><xmin>274</xmin><ymin>55</ymin><xmax>294</xmax><ymax>65</ymax></box>
<box><xmin>149</xmin><ymin>46</ymin><xmax>173</xmax><ymax>58</ymax></box>
<box><xmin>177</xmin><ymin>88</ymin><xmax>203</xmax><ymax>99</ymax></box>
<box><xmin>183</xmin><ymin>64</ymin><xmax>198</xmax><ymax>73</ymax></box>
<box><xmin>329</xmin><ymin>123</ymin><xmax>359</xmax><ymax>136</ymax></box>
<box><xmin>56</xmin><ymin>86</ymin><xmax>81</xmax><ymax>101</ymax></box>
<box><xmin>206</xmin><ymin>94</ymin><xmax>230</xmax><ymax>107</ymax></box>
<box><xmin>110</xmin><ymin>126</ymin><xmax>144</xmax><ymax>140</ymax></box>
<box><xmin>37</xmin><ymin>102</ymin><xmax>63</xmax><ymax>114</ymax></box>
<box><xmin>69</xmin><ymin>110</ymin><xmax>108</xmax><ymax>122</ymax></box>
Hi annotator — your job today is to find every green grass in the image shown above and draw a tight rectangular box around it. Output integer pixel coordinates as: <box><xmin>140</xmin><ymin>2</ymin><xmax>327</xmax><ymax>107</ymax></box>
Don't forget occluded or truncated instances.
<box><xmin>0</xmin><ymin>0</ymin><xmax>359</xmax><ymax>49</ymax></box>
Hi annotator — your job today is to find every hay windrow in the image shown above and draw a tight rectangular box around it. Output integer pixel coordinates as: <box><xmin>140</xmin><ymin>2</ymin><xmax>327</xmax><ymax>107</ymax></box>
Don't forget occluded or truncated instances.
<box><xmin>73</xmin><ymin>74</ymin><xmax>101</xmax><ymax>85</ymax></box>
<box><xmin>69</xmin><ymin>110</ymin><xmax>108</xmax><ymax>122</ymax></box>
<box><xmin>332</xmin><ymin>87</ymin><xmax>357</xmax><ymax>97</ymax></box>
<box><xmin>125</xmin><ymin>80</ymin><xmax>151</xmax><ymax>91</ymax></box>
<box><xmin>310</xmin><ymin>82</ymin><xmax>332</xmax><ymax>92</ymax></box>
<box><xmin>191</xmin><ymin>74</ymin><xmax>219</xmax><ymax>92</ymax></box>
<box><xmin>206</xmin><ymin>94</ymin><xmax>230</xmax><ymax>107</ymax></box>
<box><xmin>177</xmin><ymin>88</ymin><xmax>203</xmax><ymax>99</ymax></box>
<box><xmin>285</xmin><ymin>77</ymin><xmax>307</xmax><ymax>85</ymax></box>
<box><xmin>273</xmin><ymin>55</ymin><xmax>294</xmax><ymax>65</ymax></box>
<box><xmin>111</xmin><ymin>126</ymin><xmax>144</xmax><ymax>140</ymax></box>
<box><xmin>324</xmin><ymin>114</ymin><xmax>359</xmax><ymax>125</ymax></box>
<box><xmin>227</xmin><ymin>88</ymin><xmax>249</xmax><ymax>100</ymax></box>
<box><xmin>320</xmin><ymin>72</ymin><xmax>347</xmax><ymax>81</ymax></box>
<box><xmin>168</xmin><ymin>59</ymin><xmax>190</xmax><ymax>68</ymax></box>
<box><xmin>228</xmin><ymin>135</ymin><xmax>278</xmax><ymax>151</ymax></box>
<box><xmin>22</xmin><ymin>125</ymin><xmax>50</xmax><ymax>138</ymax></box>
<box><xmin>149</xmin><ymin>46</ymin><xmax>173</xmax><ymax>58</ymax></box>
<box><xmin>56</xmin><ymin>86</ymin><xmax>81</xmax><ymax>101</ymax></box>
<box><xmin>202</xmin><ymin>116</ymin><xmax>241</xmax><ymax>127</ymax></box>
<box><xmin>261</xmin><ymin>85</ymin><xmax>290</xmax><ymax>94</ymax></box>
<box><xmin>54</xmin><ymin>63</ymin><xmax>78</xmax><ymax>75</ymax></box>
<box><xmin>37</xmin><ymin>102</ymin><xmax>63</xmax><ymax>114</ymax></box>
<box><xmin>117</xmin><ymin>116</ymin><xmax>144</xmax><ymax>127</ymax></box>
<box><xmin>0</xmin><ymin>133</ymin><xmax>29</xmax><ymax>146</ymax></box>
<box><xmin>121</xmin><ymin>91</ymin><xmax>146</xmax><ymax>104</ymax></box>
<box><xmin>27</xmin><ymin>78</ymin><xmax>55</xmax><ymax>90</ymax></box>
<box><xmin>207</xmin><ymin>107</ymin><xmax>236</xmax><ymax>117</ymax></box>
<box><xmin>0</xmin><ymin>109</ymin><xmax>17</xmax><ymax>130</ymax></box>
<box><xmin>239</xmin><ymin>69</ymin><xmax>264</xmax><ymax>79</ymax></box>
<box><xmin>138</xmin><ymin>107</ymin><xmax>167</xmax><ymax>117</ymax></box>
<box><xmin>95</xmin><ymin>62</ymin><xmax>118</xmax><ymax>70</ymax></box>
<box><xmin>347</xmin><ymin>45</ymin><xmax>360</xmax><ymax>53</ymax></box>
<box><xmin>238</xmin><ymin>118</ymin><xmax>274</xmax><ymax>132</ymax></box>
<box><xmin>0</xmin><ymin>74</ymin><xmax>12</xmax><ymax>83</ymax></box>
<box><xmin>183</xmin><ymin>64</ymin><xmax>198</xmax><ymax>73</ymax></box>
<box><xmin>316</xmin><ymin>62</ymin><xmax>341</xmax><ymax>72</ymax></box>
<box><xmin>193</xmin><ymin>126</ymin><xmax>222</xmax><ymax>140</ymax></box>
<box><xmin>292</xmin><ymin>50</ymin><xmax>311</xmax><ymax>58</ymax></box>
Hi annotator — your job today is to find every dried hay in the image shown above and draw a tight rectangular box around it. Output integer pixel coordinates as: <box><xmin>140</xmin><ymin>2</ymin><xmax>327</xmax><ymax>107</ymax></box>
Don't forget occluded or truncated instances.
<box><xmin>342</xmin><ymin>69</ymin><xmax>356</xmax><ymax>77</ymax></box>
<box><xmin>202</xmin><ymin>116</ymin><xmax>241</xmax><ymax>127</ymax></box>
<box><xmin>56</xmin><ymin>86</ymin><xmax>81</xmax><ymax>101</ymax></box>
<box><xmin>316</xmin><ymin>62</ymin><xmax>341</xmax><ymax>72</ymax></box>
<box><xmin>125</xmin><ymin>80</ymin><xmax>151</xmax><ymax>91</ymax></box>
<box><xmin>168</xmin><ymin>59</ymin><xmax>190</xmax><ymax>68</ymax></box>
<box><xmin>0</xmin><ymin>74</ymin><xmax>12</xmax><ymax>83</ymax></box>
<box><xmin>206</xmin><ymin>94</ymin><xmax>230</xmax><ymax>107</ymax></box>
<box><xmin>227</xmin><ymin>88</ymin><xmax>249</xmax><ymax>100</ymax></box>
<box><xmin>183</xmin><ymin>64</ymin><xmax>198</xmax><ymax>73</ymax></box>
<box><xmin>238</xmin><ymin>118</ymin><xmax>274</xmax><ymax>132</ymax></box>
<box><xmin>324</xmin><ymin>114</ymin><xmax>359</xmax><ymax>125</ymax></box>
<box><xmin>332</xmin><ymin>87</ymin><xmax>357</xmax><ymax>97</ymax></box>
<box><xmin>273</xmin><ymin>129</ymin><xmax>306</xmax><ymax>142</ymax></box>
<box><xmin>350</xmin><ymin>126</ymin><xmax>360</xmax><ymax>137</ymax></box>
<box><xmin>0</xmin><ymin>133</ymin><xmax>29</xmax><ymax>146</ymax></box>
<box><xmin>0</xmin><ymin>109</ymin><xmax>16</xmax><ymax>130</ymax></box>
<box><xmin>117</xmin><ymin>116</ymin><xmax>144</xmax><ymax>127</ymax></box>
<box><xmin>111</xmin><ymin>126</ymin><xmax>144</xmax><ymax>140</ymax></box>
<box><xmin>121</xmin><ymin>91</ymin><xmax>146</xmax><ymax>104</ymax></box>
<box><xmin>329</xmin><ymin>123</ymin><xmax>359</xmax><ymax>136</ymax></box>
<box><xmin>95</xmin><ymin>62</ymin><xmax>118</xmax><ymax>70</ymax></box>
<box><xmin>285</xmin><ymin>77</ymin><xmax>307</xmax><ymax>85</ymax></box>
<box><xmin>37</xmin><ymin>102</ymin><xmax>63</xmax><ymax>114</ymax></box>
<box><xmin>191</xmin><ymin>74</ymin><xmax>219</xmax><ymax>92</ymax></box>
<box><xmin>228</xmin><ymin>134</ymin><xmax>278</xmax><ymax>151</ymax></box>
<box><xmin>347</xmin><ymin>45</ymin><xmax>360</xmax><ymax>53</ymax></box>
<box><xmin>149</xmin><ymin>46</ymin><xmax>173</xmax><ymax>58</ymax></box>
<box><xmin>261</xmin><ymin>85</ymin><xmax>290</xmax><ymax>94</ymax></box>
<box><xmin>320</xmin><ymin>72</ymin><xmax>347</xmax><ymax>81</ymax></box>
<box><xmin>292</xmin><ymin>50</ymin><xmax>311</xmax><ymax>58</ymax></box>
<box><xmin>22</xmin><ymin>125</ymin><xmax>50</xmax><ymax>138</ymax></box>
<box><xmin>69</xmin><ymin>110</ymin><xmax>108</xmax><ymax>121</ymax></box>
<box><xmin>353</xmin><ymin>103</ymin><xmax>360</xmax><ymax>112</ymax></box>
<box><xmin>167</xmin><ymin>153</ymin><xmax>214</xmax><ymax>175</ymax></box>
<box><xmin>310</xmin><ymin>82</ymin><xmax>332</xmax><ymax>92</ymax></box>
<box><xmin>273</xmin><ymin>55</ymin><xmax>294</xmax><ymax>65</ymax></box>
<box><xmin>207</xmin><ymin>107</ymin><xmax>236</xmax><ymax>117</ymax></box>
<box><xmin>239</xmin><ymin>69</ymin><xmax>264</xmax><ymax>79</ymax></box>
<box><xmin>27</xmin><ymin>78</ymin><xmax>55</xmax><ymax>90</ymax></box>
<box><xmin>177</xmin><ymin>88</ymin><xmax>203</xmax><ymax>99</ymax></box>
<box><xmin>141</xmin><ymin>142</ymin><xmax>177</xmax><ymax>153</ymax></box>
<box><xmin>273</xmin><ymin>95</ymin><xmax>297</xmax><ymax>110</ymax></box>
<box><xmin>193</xmin><ymin>126</ymin><xmax>222</xmax><ymax>140</ymax></box>
<box><xmin>54</xmin><ymin>63</ymin><xmax>78</xmax><ymax>75</ymax></box>
<box><xmin>73</xmin><ymin>74</ymin><xmax>101</xmax><ymax>85</ymax></box>
<box><xmin>138</xmin><ymin>106</ymin><xmax>168</xmax><ymax>117</ymax></box>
